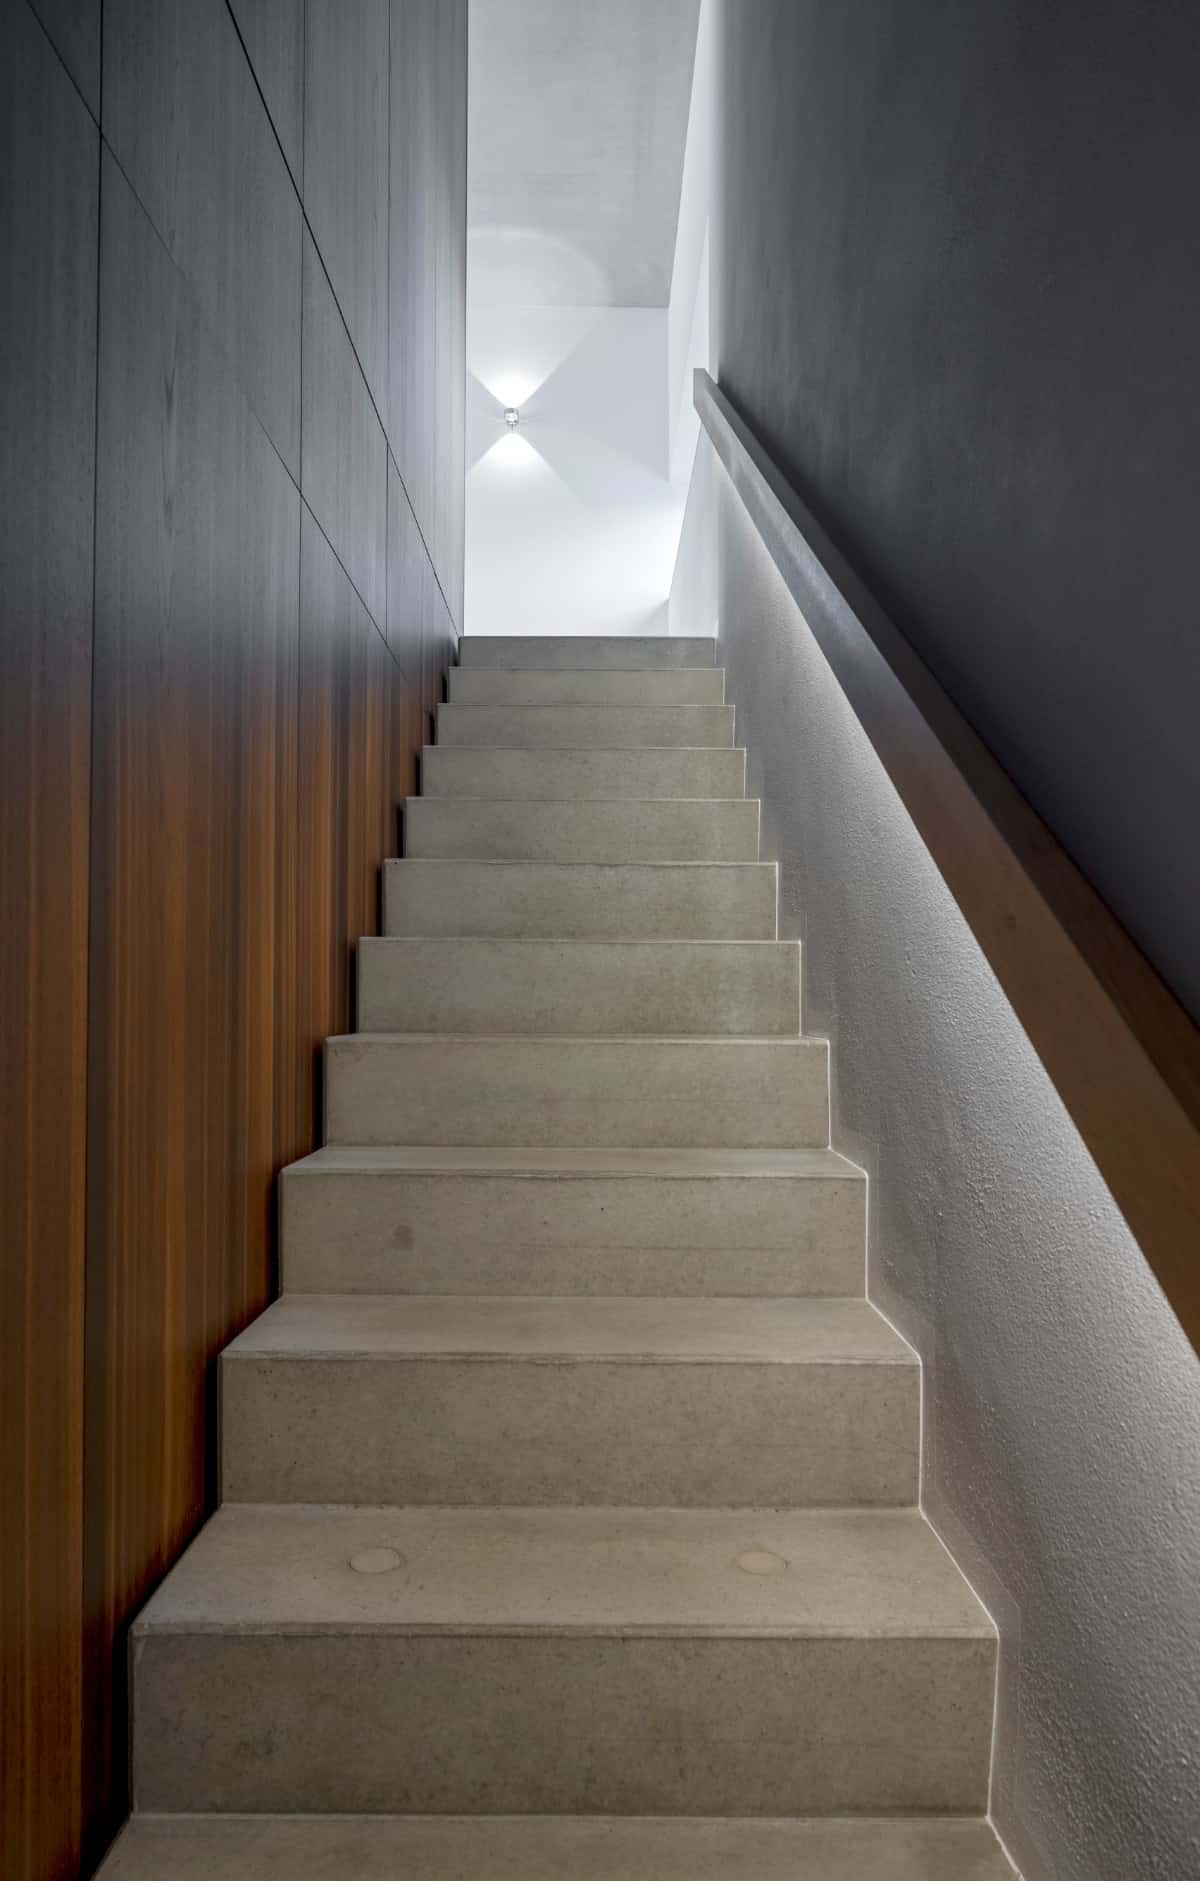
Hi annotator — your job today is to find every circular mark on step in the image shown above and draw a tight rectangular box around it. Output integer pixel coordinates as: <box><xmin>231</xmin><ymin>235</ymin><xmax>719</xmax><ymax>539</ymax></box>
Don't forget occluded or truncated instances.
<box><xmin>736</xmin><ymin>1549</ymin><xmax>788</xmax><ymax>1577</ymax></box>
<box><xmin>349</xmin><ymin>1547</ymin><xmax>405</xmax><ymax>1576</ymax></box>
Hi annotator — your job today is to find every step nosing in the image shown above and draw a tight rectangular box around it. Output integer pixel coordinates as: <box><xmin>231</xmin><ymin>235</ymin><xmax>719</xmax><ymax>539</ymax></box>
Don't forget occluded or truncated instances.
<box><xmin>426</xmin><ymin>745</ymin><xmax>746</xmax><ymax>755</ymax></box>
<box><xmin>365</xmin><ymin>936</ymin><xmax>795</xmax><ymax>947</ymax></box>
<box><xmin>289</xmin><ymin>1168</ymin><xmax>855</xmax><ymax>1178</ymax></box>
<box><xmin>136</xmin><ymin>1619</ymin><xmax>989</xmax><ymax>1640</ymax></box>
<box><xmin>446</xmin><ymin>672</ymin><xmax>727</xmax><ymax>677</ymax></box>
<box><xmin>224</xmin><ymin>1349</ymin><xmax>913</xmax><ymax>1366</ymax></box>
<box><xmin>284</xmin><ymin>1150</ymin><xmax>863</xmax><ymax>1179</ymax></box>
<box><xmin>405</xmin><ymin>796</ymin><xmax>758</xmax><ymax>804</ymax></box>
<box><xmin>388</xmin><ymin>859</ymin><xmax>773</xmax><ymax>869</ymax></box>
<box><xmin>330</xmin><ymin>1034</ymin><xmax>811</xmax><ymax>1045</ymax></box>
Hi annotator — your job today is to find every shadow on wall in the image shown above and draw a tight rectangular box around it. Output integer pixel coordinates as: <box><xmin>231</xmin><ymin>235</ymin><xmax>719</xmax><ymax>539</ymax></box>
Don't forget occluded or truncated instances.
<box><xmin>466</xmin><ymin>307</ymin><xmax>686</xmax><ymax>637</ymax></box>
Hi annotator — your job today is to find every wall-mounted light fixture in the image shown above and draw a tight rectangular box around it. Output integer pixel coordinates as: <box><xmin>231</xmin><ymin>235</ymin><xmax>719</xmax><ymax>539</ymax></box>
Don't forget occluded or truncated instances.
<box><xmin>504</xmin><ymin>407</ymin><xmax>521</xmax><ymax>430</ymax></box>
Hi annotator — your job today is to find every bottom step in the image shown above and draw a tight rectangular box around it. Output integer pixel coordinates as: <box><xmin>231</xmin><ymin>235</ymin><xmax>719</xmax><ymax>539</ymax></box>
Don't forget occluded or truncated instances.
<box><xmin>99</xmin><ymin>1813</ymin><xmax>1017</xmax><ymax>1878</ymax></box>
<box><xmin>130</xmin><ymin>1504</ymin><xmax>994</xmax><ymax>1816</ymax></box>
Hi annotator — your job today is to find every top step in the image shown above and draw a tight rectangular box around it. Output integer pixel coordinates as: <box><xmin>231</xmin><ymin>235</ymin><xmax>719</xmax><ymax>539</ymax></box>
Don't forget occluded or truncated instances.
<box><xmin>459</xmin><ymin>636</ymin><xmax>717</xmax><ymax>670</ymax></box>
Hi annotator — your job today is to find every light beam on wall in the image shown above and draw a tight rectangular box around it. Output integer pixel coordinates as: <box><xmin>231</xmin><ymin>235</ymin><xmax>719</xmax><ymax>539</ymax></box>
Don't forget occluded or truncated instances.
<box><xmin>485</xmin><ymin>372</ymin><xmax>541</xmax><ymax>410</ymax></box>
<box><xmin>486</xmin><ymin>431</ymin><xmax>542</xmax><ymax>473</ymax></box>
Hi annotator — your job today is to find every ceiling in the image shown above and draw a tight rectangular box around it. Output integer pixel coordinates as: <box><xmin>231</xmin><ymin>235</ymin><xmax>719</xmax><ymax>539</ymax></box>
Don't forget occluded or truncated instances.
<box><xmin>468</xmin><ymin>0</ymin><xmax>701</xmax><ymax>308</ymax></box>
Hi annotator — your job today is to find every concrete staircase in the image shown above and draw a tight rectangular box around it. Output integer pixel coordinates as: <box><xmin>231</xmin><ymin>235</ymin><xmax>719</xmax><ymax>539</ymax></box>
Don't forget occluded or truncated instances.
<box><xmin>100</xmin><ymin>637</ymin><xmax>1014</xmax><ymax>1878</ymax></box>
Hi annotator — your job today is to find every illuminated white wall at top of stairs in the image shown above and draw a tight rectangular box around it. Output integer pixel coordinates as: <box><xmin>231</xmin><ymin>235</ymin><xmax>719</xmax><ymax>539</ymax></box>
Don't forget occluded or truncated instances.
<box><xmin>465</xmin><ymin>306</ymin><xmax>686</xmax><ymax>637</ymax></box>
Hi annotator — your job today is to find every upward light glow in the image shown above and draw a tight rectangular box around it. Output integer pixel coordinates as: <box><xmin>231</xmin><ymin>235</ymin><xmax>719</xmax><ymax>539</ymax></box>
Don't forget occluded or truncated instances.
<box><xmin>482</xmin><ymin>370</ymin><xmax>542</xmax><ymax>410</ymax></box>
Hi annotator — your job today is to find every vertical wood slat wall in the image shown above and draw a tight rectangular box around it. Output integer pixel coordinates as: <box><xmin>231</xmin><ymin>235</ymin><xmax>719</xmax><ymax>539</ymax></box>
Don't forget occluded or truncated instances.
<box><xmin>0</xmin><ymin>3</ymin><xmax>466</xmax><ymax>1876</ymax></box>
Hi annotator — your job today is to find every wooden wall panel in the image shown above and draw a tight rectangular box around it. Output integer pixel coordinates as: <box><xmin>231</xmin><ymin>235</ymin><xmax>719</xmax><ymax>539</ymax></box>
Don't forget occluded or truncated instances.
<box><xmin>301</xmin><ymin>228</ymin><xmax>389</xmax><ymax>629</ymax></box>
<box><xmin>303</xmin><ymin>0</ymin><xmax>390</xmax><ymax>415</ymax></box>
<box><xmin>3</xmin><ymin>2</ymin><xmax>462</xmax><ymax>1871</ymax></box>
<box><xmin>389</xmin><ymin>0</ymin><xmax>467</xmax><ymax>628</ymax></box>
<box><xmin>296</xmin><ymin>510</ymin><xmax>363</xmax><ymax>1108</ymax></box>
<box><xmin>26</xmin><ymin>0</ymin><xmax>100</xmax><ymax>116</ymax></box>
<box><xmin>82</xmin><ymin>157</ymin><xmax>303</xmax><ymax>1861</ymax></box>
<box><xmin>230</xmin><ymin>0</ymin><xmax>304</xmax><ymax>182</ymax></box>
<box><xmin>103</xmin><ymin>0</ymin><xmax>302</xmax><ymax>478</ymax></box>
<box><xmin>0</xmin><ymin>8</ymin><xmax>98</xmax><ymax>1877</ymax></box>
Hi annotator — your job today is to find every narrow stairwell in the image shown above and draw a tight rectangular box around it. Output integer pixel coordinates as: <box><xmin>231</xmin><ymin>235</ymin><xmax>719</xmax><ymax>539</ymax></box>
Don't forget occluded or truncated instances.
<box><xmin>100</xmin><ymin>637</ymin><xmax>1015</xmax><ymax>1878</ymax></box>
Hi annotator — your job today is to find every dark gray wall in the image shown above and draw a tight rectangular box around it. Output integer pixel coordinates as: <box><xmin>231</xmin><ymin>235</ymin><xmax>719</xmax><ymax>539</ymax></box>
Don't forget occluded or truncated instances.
<box><xmin>716</xmin><ymin>0</ymin><xmax>1200</xmax><ymax>1024</ymax></box>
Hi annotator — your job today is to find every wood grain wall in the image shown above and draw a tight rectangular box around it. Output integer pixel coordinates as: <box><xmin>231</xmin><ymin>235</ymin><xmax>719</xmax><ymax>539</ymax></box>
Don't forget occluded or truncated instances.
<box><xmin>0</xmin><ymin>3</ymin><xmax>465</xmax><ymax>1876</ymax></box>
<box><xmin>1</xmin><ymin>6</ymin><xmax>97</xmax><ymax>1874</ymax></box>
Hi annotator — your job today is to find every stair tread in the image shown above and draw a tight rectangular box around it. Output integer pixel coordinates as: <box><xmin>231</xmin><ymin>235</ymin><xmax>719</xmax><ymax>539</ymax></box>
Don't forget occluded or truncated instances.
<box><xmin>426</xmin><ymin>743</ymin><xmax>745</xmax><ymax>753</ymax></box>
<box><xmin>420</xmin><ymin>745</ymin><xmax>748</xmax><ymax>801</ymax></box>
<box><xmin>389</xmin><ymin>856</ymin><xmax>771</xmax><ymax>870</ymax></box>
<box><xmin>383</xmin><ymin>858</ymin><xmax>779</xmax><ymax>941</ymax></box>
<box><xmin>285</xmin><ymin>1144</ymin><xmax>862</xmax><ymax>1179</ymax></box>
<box><xmin>366</xmin><ymin>934</ymin><xmax>795</xmax><ymax>946</ymax></box>
<box><xmin>449</xmin><ymin>664</ymin><xmax>726</xmax><ymax>703</ymax></box>
<box><xmin>457</xmin><ymin>635</ymin><xmax>717</xmax><ymax>669</ymax></box>
<box><xmin>324</xmin><ymin>1035</ymin><xmax>828</xmax><ymax>1151</ymax></box>
<box><xmin>133</xmin><ymin>1503</ymin><xmax>993</xmax><ymax>1639</ymax></box>
<box><xmin>410</xmin><ymin>792</ymin><xmax>755</xmax><ymax>800</ymax></box>
<box><xmin>436</xmin><ymin>703</ymin><xmax>735</xmax><ymax>739</ymax></box>
<box><xmin>99</xmin><ymin>1812</ymin><xmax>1017</xmax><ymax>1879</ymax></box>
<box><xmin>407</xmin><ymin>793</ymin><xmax>754</xmax><ymax>802</ymax></box>
<box><xmin>223</xmin><ymin>1294</ymin><xmax>912</xmax><ymax>1365</ymax></box>
<box><xmin>333</xmin><ymin>1031</ymin><xmax>812</xmax><ymax>1044</ymax></box>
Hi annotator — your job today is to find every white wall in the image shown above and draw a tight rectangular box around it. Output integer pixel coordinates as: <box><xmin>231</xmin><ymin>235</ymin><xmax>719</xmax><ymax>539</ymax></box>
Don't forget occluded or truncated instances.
<box><xmin>669</xmin><ymin>426</ymin><xmax>718</xmax><ymax>639</ymax></box>
<box><xmin>667</xmin><ymin>0</ymin><xmax>718</xmax><ymax>485</ymax></box>
<box><xmin>666</xmin><ymin>0</ymin><xmax>719</xmax><ymax>635</ymax></box>
<box><xmin>465</xmin><ymin>307</ymin><xmax>685</xmax><ymax>637</ymax></box>
<box><xmin>465</xmin><ymin>1</ymin><xmax>716</xmax><ymax>640</ymax></box>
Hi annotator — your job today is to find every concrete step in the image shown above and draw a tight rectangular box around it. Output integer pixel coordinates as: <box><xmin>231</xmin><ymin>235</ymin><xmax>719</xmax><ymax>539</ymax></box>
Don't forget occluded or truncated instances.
<box><xmin>279</xmin><ymin>1146</ymin><xmax>866</xmax><ymax>1298</ymax></box>
<box><xmin>436</xmin><ymin>703</ymin><xmax>734</xmax><ymax>750</ymax></box>
<box><xmin>448</xmin><ymin>666</ymin><xmax>726</xmax><ymax>705</ymax></box>
<box><xmin>324</xmin><ymin>1035</ymin><xmax>829</xmax><ymax>1149</ymax></box>
<box><xmin>383</xmin><ymin>860</ymin><xmax>777</xmax><ymax>941</ymax></box>
<box><xmin>358</xmin><ymin>938</ymin><xmax>800</xmax><ymax>1036</ymax></box>
<box><xmin>220</xmin><ymin>1294</ymin><xmax>918</xmax><ymax>1508</ymax></box>
<box><xmin>458</xmin><ymin>634</ymin><xmax>717</xmax><ymax>669</ymax></box>
<box><xmin>403</xmin><ymin>795</ymin><xmax>761</xmax><ymax>862</ymax></box>
<box><xmin>98</xmin><ymin>1813</ymin><xmax>1018</xmax><ymax>1880</ymax></box>
<box><xmin>130</xmin><ymin>1503</ymin><xmax>995</xmax><ymax>1815</ymax></box>
<box><xmin>422</xmin><ymin>745</ymin><xmax>746</xmax><ymax>800</ymax></box>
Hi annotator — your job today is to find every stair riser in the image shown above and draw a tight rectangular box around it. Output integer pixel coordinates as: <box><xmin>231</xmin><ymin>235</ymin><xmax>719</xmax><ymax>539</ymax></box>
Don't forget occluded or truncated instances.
<box><xmin>133</xmin><ymin>1632</ymin><xmax>994</xmax><ymax>1814</ymax></box>
<box><xmin>358</xmin><ymin>938</ymin><xmax>799</xmax><ymax>1036</ymax></box>
<box><xmin>280</xmin><ymin>1169</ymin><xmax>866</xmax><ymax>1296</ymax></box>
<box><xmin>458</xmin><ymin>635</ymin><xmax>716</xmax><ymax>669</ymax></box>
<box><xmin>325</xmin><ymin>1039</ymin><xmax>830</xmax><ymax>1149</ymax></box>
<box><xmin>403</xmin><ymin>797</ymin><xmax>761</xmax><ymax>863</ymax></box>
<box><xmin>383</xmin><ymin>861</ymin><xmax>777</xmax><ymax>941</ymax></box>
<box><xmin>221</xmin><ymin>1356</ymin><xmax>918</xmax><ymax>1507</ymax></box>
<box><xmin>436</xmin><ymin>704</ymin><xmax>735</xmax><ymax>749</ymax></box>
<box><xmin>448</xmin><ymin>668</ymin><xmax>726</xmax><ymax>705</ymax></box>
<box><xmin>421</xmin><ymin>747</ymin><xmax>746</xmax><ymax>800</ymax></box>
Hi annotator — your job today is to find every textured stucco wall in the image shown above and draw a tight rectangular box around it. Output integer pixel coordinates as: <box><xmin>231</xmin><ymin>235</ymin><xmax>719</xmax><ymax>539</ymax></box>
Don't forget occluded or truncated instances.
<box><xmin>704</xmin><ymin>451</ymin><xmax>1200</xmax><ymax>1880</ymax></box>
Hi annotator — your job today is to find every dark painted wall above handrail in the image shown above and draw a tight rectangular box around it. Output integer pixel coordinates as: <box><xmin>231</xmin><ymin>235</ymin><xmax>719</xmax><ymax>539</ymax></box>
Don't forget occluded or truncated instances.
<box><xmin>715</xmin><ymin>3</ymin><xmax>1200</xmax><ymax>1031</ymax></box>
<box><xmin>696</xmin><ymin>365</ymin><xmax>1200</xmax><ymax>1356</ymax></box>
